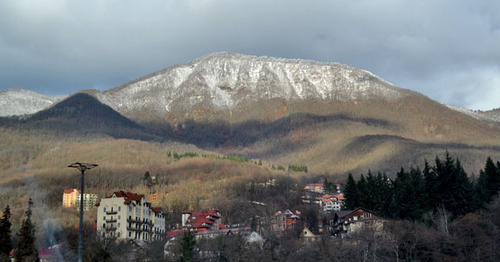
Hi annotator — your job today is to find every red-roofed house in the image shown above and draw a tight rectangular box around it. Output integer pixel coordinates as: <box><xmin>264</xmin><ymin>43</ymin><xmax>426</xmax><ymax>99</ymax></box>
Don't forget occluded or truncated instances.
<box><xmin>97</xmin><ymin>190</ymin><xmax>165</xmax><ymax>242</ymax></box>
<box><xmin>318</xmin><ymin>194</ymin><xmax>345</xmax><ymax>212</ymax></box>
<box><xmin>271</xmin><ymin>210</ymin><xmax>301</xmax><ymax>231</ymax></box>
<box><xmin>181</xmin><ymin>209</ymin><xmax>221</xmax><ymax>232</ymax></box>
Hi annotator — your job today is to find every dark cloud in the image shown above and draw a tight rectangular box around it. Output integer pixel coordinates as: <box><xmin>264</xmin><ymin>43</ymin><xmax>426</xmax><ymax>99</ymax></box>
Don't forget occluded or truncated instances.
<box><xmin>0</xmin><ymin>0</ymin><xmax>499</xmax><ymax>110</ymax></box>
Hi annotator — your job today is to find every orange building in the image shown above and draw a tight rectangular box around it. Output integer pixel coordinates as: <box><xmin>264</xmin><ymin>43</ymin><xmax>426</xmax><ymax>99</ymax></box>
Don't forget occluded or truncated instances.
<box><xmin>271</xmin><ymin>210</ymin><xmax>301</xmax><ymax>231</ymax></box>
<box><xmin>63</xmin><ymin>188</ymin><xmax>80</xmax><ymax>207</ymax></box>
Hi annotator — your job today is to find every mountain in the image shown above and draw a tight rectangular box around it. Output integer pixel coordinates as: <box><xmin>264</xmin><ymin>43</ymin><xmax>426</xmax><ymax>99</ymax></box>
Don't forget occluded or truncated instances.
<box><xmin>0</xmin><ymin>88</ymin><xmax>64</xmax><ymax>117</ymax></box>
<box><xmin>1</xmin><ymin>53</ymin><xmax>500</xmax><ymax>175</ymax></box>
<box><xmin>447</xmin><ymin>106</ymin><xmax>500</xmax><ymax>124</ymax></box>
<box><xmin>94</xmin><ymin>52</ymin><xmax>410</xmax><ymax>124</ymax></box>
<box><xmin>1</xmin><ymin>93</ymin><xmax>160</xmax><ymax>141</ymax></box>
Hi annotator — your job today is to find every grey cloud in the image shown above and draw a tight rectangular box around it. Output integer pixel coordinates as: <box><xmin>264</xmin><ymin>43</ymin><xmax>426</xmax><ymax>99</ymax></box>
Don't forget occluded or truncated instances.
<box><xmin>0</xmin><ymin>0</ymin><xmax>499</xmax><ymax>109</ymax></box>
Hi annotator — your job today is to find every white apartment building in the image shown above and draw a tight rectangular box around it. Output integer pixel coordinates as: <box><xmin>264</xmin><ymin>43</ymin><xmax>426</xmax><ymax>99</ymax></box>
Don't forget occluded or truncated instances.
<box><xmin>97</xmin><ymin>191</ymin><xmax>165</xmax><ymax>242</ymax></box>
<box><xmin>76</xmin><ymin>193</ymin><xmax>99</xmax><ymax>212</ymax></box>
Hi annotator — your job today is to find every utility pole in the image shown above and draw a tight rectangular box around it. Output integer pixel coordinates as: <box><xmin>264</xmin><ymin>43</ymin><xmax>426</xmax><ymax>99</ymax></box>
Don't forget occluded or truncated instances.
<box><xmin>68</xmin><ymin>162</ymin><xmax>98</xmax><ymax>262</ymax></box>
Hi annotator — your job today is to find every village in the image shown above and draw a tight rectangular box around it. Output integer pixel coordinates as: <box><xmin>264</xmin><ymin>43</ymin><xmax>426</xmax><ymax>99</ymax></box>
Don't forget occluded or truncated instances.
<box><xmin>40</xmin><ymin>181</ymin><xmax>380</xmax><ymax>260</ymax></box>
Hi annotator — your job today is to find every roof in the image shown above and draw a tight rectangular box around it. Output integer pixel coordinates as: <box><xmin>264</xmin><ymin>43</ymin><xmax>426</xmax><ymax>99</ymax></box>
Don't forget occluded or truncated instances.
<box><xmin>166</xmin><ymin>230</ymin><xmax>182</xmax><ymax>238</ymax></box>
<box><xmin>64</xmin><ymin>188</ymin><xmax>80</xmax><ymax>194</ymax></box>
<box><xmin>152</xmin><ymin>207</ymin><xmax>162</xmax><ymax>214</ymax></box>
<box><xmin>109</xmin><ymin>191</ymin><xmax>144</xmax><ymax>204</ymax></box>
<box><xmin>182</xmin><ymin>209</ymin><xmax>221</xmax><ymax>229</ymax></box>
<box><xmin>334</xmin><ymin>211</ymin><xmax>353</xmax><ymax>218</ymax></box>
<box><xmin>335</xmin><ymin>208</ymin><xmax>377</xmax><ymax>219</ymax></box>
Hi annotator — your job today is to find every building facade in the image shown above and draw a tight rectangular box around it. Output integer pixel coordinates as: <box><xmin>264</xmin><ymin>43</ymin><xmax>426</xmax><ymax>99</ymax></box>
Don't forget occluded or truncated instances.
<box><xmin>271</xmin><ymin>210</ymin><xmax>301</xmax><ymax>231</ymax></box>
<box><xmin>318</xmin><ymin>194</ymin><xmax>345</xmax><ymax>213</ymax></box>
<box><xmin>76</xmin><ymin>193</ymin><xmax>99</xmax><ymax>211</ymax></box>
<box><xmin>96</xmin><ymin>191</ymin><xmax>165</xmax><ymax>242</ymax></box>
<box><xmin>331</xmin><ymin>208</ymin><xmax>379</xmax><ymax>237</ymax></box>
<box><xmin>62</xmin><ymin>188</ymin><xmax>80</xmax><ymax>208</ymax></box>
<box><xmin>181</xmin><ymin>209</ymin><xmax>222</xmax><ymax>232</ymax></box>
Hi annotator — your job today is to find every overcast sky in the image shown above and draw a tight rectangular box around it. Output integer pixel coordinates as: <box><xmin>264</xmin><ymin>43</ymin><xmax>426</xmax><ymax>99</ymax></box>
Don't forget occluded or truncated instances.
<box><xmin>1</xmin><ymin>0</ymin><xmax>499</xmax><ymax>110</ymax></box>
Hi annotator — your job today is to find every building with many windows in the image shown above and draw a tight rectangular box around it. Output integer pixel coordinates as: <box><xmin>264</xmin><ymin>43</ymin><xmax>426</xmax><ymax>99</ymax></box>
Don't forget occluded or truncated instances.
<box><xmin>96</xmin><ymin>191</ymin><xmax>165</xmax><ymax>242</ymax></box>
<box><xmin>76</xmin><ymin>193</ymin><xmax>99</xmax><ymax>212</ymax></box>
<box><xmin>271</xmin><ymin>210</ymin><xmax>301</xmax><ymax>231</ymax></box>
<box><xmin>318</xmin><ymin>194</ymin><xmax>345</xmax><ymax>213</ymax></box>
<box><xmin>62</xmin><ymin>188</ymin><xmax>80</xmax><ymax>208</ymax></box>
<box><xmin>181</xmin><ymin>209</ymin><xmax>222</xmax><ymax>232</ymax></box>
<box><xmin>63</xmin><ymin>188</ymin><xmax>99</xmax><ymax>211</ymax></box>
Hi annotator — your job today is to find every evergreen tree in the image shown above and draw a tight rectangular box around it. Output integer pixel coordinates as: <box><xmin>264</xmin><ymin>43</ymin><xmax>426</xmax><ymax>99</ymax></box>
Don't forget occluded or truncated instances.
<box><xmin>476</xmin><ymin>157</ymin><xmax>500</xmax><ymax>205</ymax></box>
<box><xmin>15</xmin><ymin>199</ymin><xmax>38</xmax><ymax>261</ymax></box>
<box><xmin>423</xmin><ymin>159</ymin><xmax>438</xmax><ymax>211</ymax></box>
<box><xmin>0</xmin><ymin>205</ymin><xmax>12</xmax><ymax>257</ymax></box>
<box><xmin>180</xmin><ymin>230</ymin><xmax>196</xmax><ymax>262</ymax></box>
<box><xmin>363</xmin><ymin>171</ymin><xmax>377</xmax><ymax>211</ymax></box>
<box><xmin>451</xmin><ymin>159</ymin><xmax>476</xmax><ymax>216</ymax></box>
<box><xmin>343</xmin><ymin>174</ymin><xmax>358</xmax><ymax>210</ymax></box>
<box><xmin>376</xmin><ymin>172</ymin><xmax>393</xmax><ymax>217</ymax></box>
<box><xmin>433</xmin><ymin>153</ymin><xmax>475</xmax><ymax>217</ymax></box>
<box><xmin>323</xmin><ymin>177</ymin><xmax>335</xmax><ymax>194</ymax></box>
<box><xmin>433</xmin><ymin>153</ymin><xmax>455</xmax><ymax>213</ymax></box>
<box><xmin>250</xmin><ymin>215</ymin><xmax>257</xmax><ymax>232</ymax></box>
<box><xmin>357</xmin><ymin>174</ymin><xmax>368</xmax><ymax>209</ymax></box>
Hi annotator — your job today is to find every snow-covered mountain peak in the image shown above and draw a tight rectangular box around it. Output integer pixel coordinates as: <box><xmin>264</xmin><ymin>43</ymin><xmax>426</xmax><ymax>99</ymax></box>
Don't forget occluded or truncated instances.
<box><xmin>0</xmin><ymin>89</ymin><xmax>65</xmax><ymax>117</ymax></box>
<box><xmin>102</xmin><ymin>53</ymin><xmax>407</xmax><ymax>117</ymax></box>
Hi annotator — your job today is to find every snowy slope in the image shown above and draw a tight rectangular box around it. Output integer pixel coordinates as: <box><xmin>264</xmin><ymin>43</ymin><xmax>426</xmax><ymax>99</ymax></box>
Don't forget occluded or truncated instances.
<box><xmin>447</xmin><ymin>105</ymin><xmax>500</xmax><ymax>124</ymax></box>
<box><xmin>100</xmin><ymin>52</ymin><xmax>408</xmax><ymax>118</ymax></box>
<box><xmin>0</xmin><ymin>89</ymin><xmax>64</xmax><ymax>117</ymax></box>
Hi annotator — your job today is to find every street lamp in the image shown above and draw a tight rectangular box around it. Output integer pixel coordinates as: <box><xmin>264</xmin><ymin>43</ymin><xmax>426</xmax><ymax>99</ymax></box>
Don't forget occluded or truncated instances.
<box><xmin>68</xmin><ymin>162</ymin><xmax>98</xmax><ymax>262</ymax></box>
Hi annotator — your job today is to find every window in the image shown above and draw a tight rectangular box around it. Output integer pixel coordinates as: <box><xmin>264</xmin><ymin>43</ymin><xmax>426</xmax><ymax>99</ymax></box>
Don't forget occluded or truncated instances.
<box><xmin>129</xmin><ymin>232</ymin><xmax>132</xmax><ymax>237</ymax></box>
<box><xmin>118</xmin><ymin>215</ymin><xmax>121</xmax><ymax>219</ymax></box>
<box><xmin>117</xmin><ymin>232</ymin><xmax>120</xmax><ymax>237</ymax></box>
<box><xmin>103</xmin><ymin>216</ymin><xmax>106</xmax><ymax>221</ymax></box>
<box><xmin>118</xmin><ymin>223</ymin><xmax>120</xmax><ymax>227</ymax></box>
<box><xmin>118</xmin><ymin>206</ymin><xmax>121</xmax><ymax>211</ymax></box>
<box><xmin>103</xmin><ymin>207</ymin><xmax>106</xmax><ymax>212</ymax></box>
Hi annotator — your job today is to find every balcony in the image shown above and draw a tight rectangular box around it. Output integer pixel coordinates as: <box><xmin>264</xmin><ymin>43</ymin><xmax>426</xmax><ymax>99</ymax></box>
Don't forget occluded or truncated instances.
<box><xmin>127</xmin><ymin>217</ymin><xmax>143</xmax><ymax>224</ymax></box>
<box><xmin>127</xmin><ymin>226</ymin><xmax>141</xmax><ymax>232</ymax></box>
<box><xmin>105</xmin><ymin>210</ymin><xmax>118</xmax><ymax>215</ymax></box>
<box><xmin>105</xmin><ymin>218</ymin><xmax>117</xmax><ymax>223</ymax></box>
<box><xmin>105</xmin><ymin>226</ymin><xmax>117</xmax><ymax>231</ymax></box>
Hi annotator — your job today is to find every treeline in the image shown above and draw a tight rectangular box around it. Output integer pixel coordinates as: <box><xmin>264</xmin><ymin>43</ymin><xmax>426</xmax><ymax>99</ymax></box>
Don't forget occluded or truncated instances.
<box><xmin>271</xmin><ymin>164</ymin><xmax>308</xmax><ymax>173</ymax></box>
<box><xmin>344</xmin><ymin>152</ymin><xmax>500</xmax><ymax>220</ymax></box>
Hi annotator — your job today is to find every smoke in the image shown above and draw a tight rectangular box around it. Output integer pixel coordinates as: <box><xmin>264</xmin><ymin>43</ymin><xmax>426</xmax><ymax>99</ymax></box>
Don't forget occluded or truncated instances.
<box><xmin>27</xmin><ymin>177</ymin><xmax>74</xmax><ymax>262</ymax></box>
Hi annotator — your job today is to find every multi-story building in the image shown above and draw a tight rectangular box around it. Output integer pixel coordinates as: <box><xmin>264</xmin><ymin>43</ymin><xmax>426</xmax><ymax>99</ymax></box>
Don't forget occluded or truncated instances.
<box><xmin>330</xmin><ymin>208</ymin><xmax>380</xmax><ymax>237</ymax></box>
<box><xmin>318</xmin><ymin>194</ymin><xmax>345</xmax><ymax>213</ymax></box>
<box><xmin>76</xmin><ymin>193</ymin><xmax>99</xmax><ymax>212</ymax></box>
<box><xmin>271</xmin><ymin>210</ymin><xmax>301</xmax><ymax>231</ymax></box>
<box><xmin>152</xmin><ymin>207</ymin><xmax>166</xmax><ymax>241</ymax></box>
<box><xmin>96</xmin><ymin>191</ymin><xmax>165</xmax><ymax>242</ymax></box>
<box><xmin>62</xmin><ymin>188</ymin><xmax>80</xmax><ymax>208</ymax></box>
<box><xmin>181</xmin><ymin>209</ymin><xmax>222</xmax><ymax>232</ymax></box>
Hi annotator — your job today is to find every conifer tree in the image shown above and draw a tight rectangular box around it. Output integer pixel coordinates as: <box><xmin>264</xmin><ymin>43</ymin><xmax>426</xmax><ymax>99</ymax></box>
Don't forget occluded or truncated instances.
<box><xmin>451</xmin><ymin>159</ymin><xmax>476</xmax><ymax>215</ymax></box>
<box><xmin>0</xmin><ymin>205</ymin><xmax>12</xmax><ymax>257</ymax></box>
<box><xmin>343</xmin><ymin>174</ymin><xmax>358</xmax><ymax>210</ymax></box>
<box><xmin>15</xmin><ymin>198</ymin><xmax>38</xmax><ymax>261</ymax></box>
<box><xmin>180</xmin><ymin>230</ymin><xmax>196</xmax><ymax>262</ymax></box>
<box><xmin>423</xmin><ymin>159</ymin><xmax>438</xmax><ymax>211</ymax></box>
<box><xmin>476</xmin><ymin>157</ymin><xmax>500</xmax><ymax>205</ymax></box>
<box><xmin>393</xmin><ymin>167</ymin><xmax>426</xmax><ymax>220</ymax></box>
